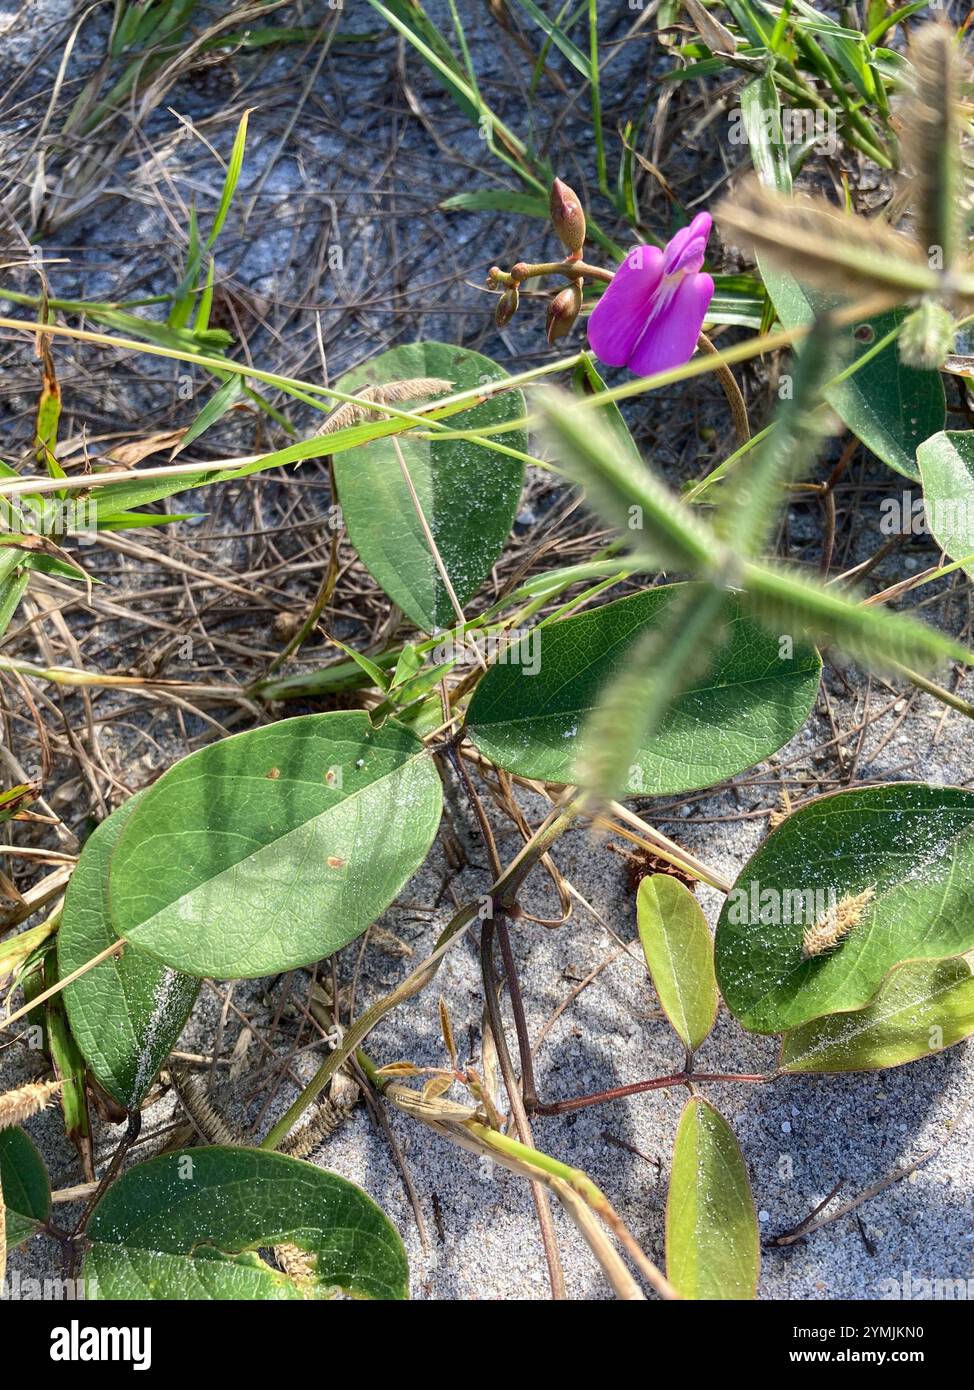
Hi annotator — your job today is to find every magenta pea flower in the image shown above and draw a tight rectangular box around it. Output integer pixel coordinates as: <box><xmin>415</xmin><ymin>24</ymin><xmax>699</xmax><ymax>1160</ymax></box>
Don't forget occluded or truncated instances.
<box><xmin>587</xmin><ymin>213</ymin><xmax>715</xmax><ymax>377</ymax></box>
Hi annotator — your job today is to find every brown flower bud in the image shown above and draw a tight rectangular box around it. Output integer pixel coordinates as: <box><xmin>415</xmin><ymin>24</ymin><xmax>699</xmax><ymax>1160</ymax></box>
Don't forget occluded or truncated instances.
<box><xmin>545</xmin><ymin>281</ymin><xmax>583</xmax><ymax>345</ymax></box>
<box><xmin>549</xmin><ymin>178</ymin><xmax>586</xmax><ymax>256</ymax></box>
<box><xmin>495</xmin><ymin>285</ymin><xmax>519</xmax><ymax>328</ymax></box>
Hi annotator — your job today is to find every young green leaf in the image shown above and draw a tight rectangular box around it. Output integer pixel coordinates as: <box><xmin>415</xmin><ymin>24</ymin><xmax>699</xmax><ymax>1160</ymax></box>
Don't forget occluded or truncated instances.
<box><xmin>60</xmin><ymin>796</ymin><xmax>200</xmax><ymax>1108</ymax></box>
<box><xmin>107</xmin><ymin>713</ymin><xmax>442</xmax><ymax>978</ymax></box>
<box><xmin>637</xmin><ymin>875</ymin><xmax>717</xmax><ymax>1053</ymax></box>
<box><xmin>207</xmin><ymin>110</ymin><xmax>251</xmax><ymax>249</ymax></box>
<box><xmin>716</xmin><ymin>783</ymin><xmax>974</xmax><ymax>1033</ymax></box>
<box><xmin>666</xmin><ymin>1098</ymin><xmax>759</xmax><ymax>1300</ymax></box>
<box><xmin>334</xmin><ymin>343</ymin><xmax>526</xmax><ymax>631</ymax></box>
<box><xmin>440</xmin><ymin>190</ymin><xmax>548</xmax><ymax>217</ymax></box>
<box><xmin>84</xmin><ymin>1148</ymin><xmax>408</xmax><ymax>1300</ymax></box>
<box><xmin>779</xmin><ymin>957</ymin><xmax>974</xmax><ymax>1074</ymax></box>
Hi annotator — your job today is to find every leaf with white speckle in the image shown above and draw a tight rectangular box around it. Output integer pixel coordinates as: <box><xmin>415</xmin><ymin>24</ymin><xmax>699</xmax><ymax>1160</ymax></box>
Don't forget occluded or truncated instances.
<box><xmin>780</xmin><ymin>956</ymin><xmax>974</xmax><ymax>1073</ymax></box>
<box><xmin>0</xmin><ymin>1127</ymin><xmax>50</xmax><ymax>1253</ymax></box>
<box><xmin>716</xmin><ymin>783</ymin><xmax>974</xmax><ymax>1034</ymax></box>
<box><xmin>61</xmin><ymin>795</ymin><xmax>199</xmax><ymax>1107</ymax></box>
<box><xmin>84</xmin><ymin>1148</ymin><xmax>408</xmax><ymax>1300</ymax></box>
<box><xmin>917</xmin><ymin>430</ymin><xmax>974</xmax><ymax>579</ymax></box>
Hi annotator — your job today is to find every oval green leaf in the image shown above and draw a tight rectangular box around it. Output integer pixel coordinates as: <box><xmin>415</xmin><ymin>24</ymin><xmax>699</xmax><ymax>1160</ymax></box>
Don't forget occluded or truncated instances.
<box><xmin>780</xmin><ymin>956</ymin><xmax>974</xmax><ymax>1074</ymax></box>
<box><xmin>0</xmin><ymin>1126</ymin><xmax>51</xmax><ymax>1251</ymax></box>
<box><xmin>108</xmin><ymin>712</ymin><xmax>442</xmax><ymax>978</ymax></box>
<box><xmin>466</xmin><ymin>586</ymin><xmax>821</xmax><ymax>796</ymax></box>
<box><xmin>84</xmin><ymin>1147</ymin><xmax>408</xmax><ymax>1300</ymax></box>
<box><xmin>715</xmin><ymin>783</ymin><xmax>974</xmax><ymax>1034</ymax></box>
<box><xmin>60</xmin><ymin>796</ymin><xmax>200</xmax><ymax>1108</ymax></box>
<box><xmin>665</xmin><ymin>1098</ymin><xmax>759</xmax><ymax>1301</ymax></box>
<box><xmin>762</xmin><ymin>265</ymin><xmax>945</xmax><ymax>480</ymax></box>
<box><xmin>637</xmin><ymin>875</ymin><xmax>717</xmax><ymax>1052</ymax></box>
<box><xmin>333</xmin><ymin>342</ymin><xmax>526</xmax><ymax>631</ymax></box>
<box><xmin>917</xmin><ymin>430</ymin><xmax>974</xmax><ymax>579</ymax></box>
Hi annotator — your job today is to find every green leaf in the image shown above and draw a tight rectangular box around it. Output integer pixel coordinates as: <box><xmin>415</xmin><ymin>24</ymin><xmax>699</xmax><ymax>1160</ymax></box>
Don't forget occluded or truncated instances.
<box><xmin>93</xmin><ymin>510</ymin><xmax>202</xmax><ymax>532</ymax></box>
<box><xmin>739</xmin><ymin>74</ymin><xmax>793</xmax><ymax>194</ymax></box>
<box><xmin>466</xmin><ymin>586</ymin><xmax>821</xmax><ymax>796</ymax></box>
<box><xmin>84</xmin><ymin>1148</ymin><xmax>408</xmax><ymax>1300</ymax></box>
<box><xmin>715</xmin><ymin>783</ymin><xmax>974</xmax><ymax>1034</ymax></box>
<box><xmin>108</xmin><ymin>713</ymin><xmax>442</xmax><ymax>978</ymax></box>
<box><xmin>510</xmin><ymin>0</ymin><xmax>590</xmax><ymax>75</ymax></box>
<box><xmin>779</xmin><ymin>957</ymin><xmax>974</xmax><ymax>1074</ymax></box>
<box><xmin>60</xmin><ymin>796</ymin><xmax>200</xmax><ymax>1108</ymax></box>
<box><xmin>707</xmin><ymin>275</ymin><xmax>766</xmax><ymax>329</ymax></box>
<box><xmin>0</xmin><ymin>1126</ymin><xmax>51</xmax><ymax>1251</ymax></box>
<box><xmin>333</xmin><ymin>342</ymin><xmax>526</xmax><ymax>631</ymax></box>
<box><xmin>175</xmin><ymin>373</ymin><xmax>244</xmax><ymax>453</ymax></box>
<box><xmin>761</xmin><ymin>266</ymin><xmax>945</xmax><ymax>479</ymax></box>
<box><xmin>666</xmin><ymin>1098</ymin><xmax>759</xmax><ymax>1301</ymax></box>
<box><xmin>637</xmin><ymin>875</ymin><xmax>717</xmax><ymax>1052</ymax></box>
<box><xmin>207</xmin><ymin>110</ymin><xmax>250</xmax><ymax>249</ymax></box>
<box><xmin>917</xmin><ymin>430</ymin><xmax>974</xmax><ymax>579</ymax></box>
<box><xmin>440</xmin><ymin>189</ymin><xmax>548</xmax><ymax>217</ymax></box>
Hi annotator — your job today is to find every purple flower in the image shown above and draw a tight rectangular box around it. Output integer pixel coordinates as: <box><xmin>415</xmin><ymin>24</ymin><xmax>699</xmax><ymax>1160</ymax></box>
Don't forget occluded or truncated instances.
<box><xmin>587</xmin><ymin>213</ymin><xmax>715</xmax><ymax>376</ymax></box>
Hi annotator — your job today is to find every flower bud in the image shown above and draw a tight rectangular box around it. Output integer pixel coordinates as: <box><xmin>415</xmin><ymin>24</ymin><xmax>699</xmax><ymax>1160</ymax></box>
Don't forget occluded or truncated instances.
<box><xmin>549</xmin><ymin>178</ymin><xmax>586</xmax><ymax>257</ymax></box>
<box><xmin>494</xmin><ymin>285</ymin><xmax>519</xmax><ymax>328</ymax></box>
<box><xmin>546</xmin><ymin>281</ymin><xmax>583</xmax><ymax>345</ymax></box>
<box><xmin>899</xmin><ymin>300</ymin><xmax>955</xmax><ymax>370</ymax></box>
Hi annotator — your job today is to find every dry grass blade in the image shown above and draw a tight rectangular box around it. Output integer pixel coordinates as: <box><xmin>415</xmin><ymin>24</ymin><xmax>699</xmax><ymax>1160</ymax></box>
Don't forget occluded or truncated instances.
<box><xmin>716</xmin><ymin>176</ymin><xmax>938</xmax><ymax>300</ymax></box>
<box><xmin>0</xmin><ymin>1079</ymin><xmax>62</xmax><ymax>1130</ymax></box>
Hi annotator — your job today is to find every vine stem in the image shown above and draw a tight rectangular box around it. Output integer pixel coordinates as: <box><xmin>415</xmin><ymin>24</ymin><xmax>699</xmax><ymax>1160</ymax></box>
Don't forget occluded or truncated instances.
<box><xmin>445</xmin><ymin>743</ymin><xmax>565</xmax><ymax>1294</ymax></box>
<box><xmin>532</xmin><ymin>1070</ymin><xmax>774</xmax><ymax>1117</ymax></box>
<box><xmin>261</xmin><ymin>795</ymin><xmax>583</xmax><ymax>1152</ymax></box>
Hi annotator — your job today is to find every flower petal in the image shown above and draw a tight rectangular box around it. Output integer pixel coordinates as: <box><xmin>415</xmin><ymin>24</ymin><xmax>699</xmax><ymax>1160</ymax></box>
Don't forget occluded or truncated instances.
<box><xmin>587</xmin><ymin>245</ymin><xmax>664</xmax><ymax>367</ymax></box>
<box><xmin>626</xmin><ymin>272</ymin><xmax>715</xmax><ymax>377</ymax></box>
<box><xmin>663</xmin><ymin>212</ymin><xmax>713</xmax><ymax>276</ymax></box>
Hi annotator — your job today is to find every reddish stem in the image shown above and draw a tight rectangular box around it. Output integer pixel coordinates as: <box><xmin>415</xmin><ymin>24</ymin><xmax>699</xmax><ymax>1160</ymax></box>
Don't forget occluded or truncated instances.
<box><xmin>531</xmin><ymin>1071</ymin><xmax>772</xmax><ymax>1117</ymax></box>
